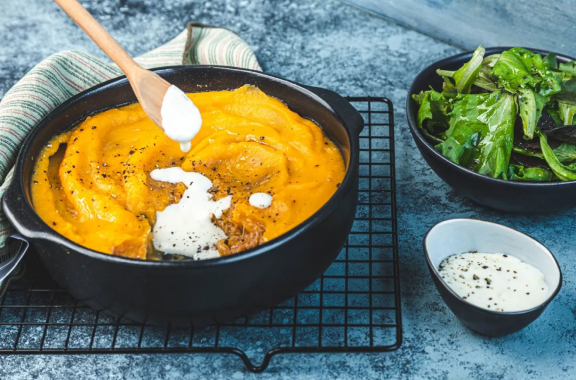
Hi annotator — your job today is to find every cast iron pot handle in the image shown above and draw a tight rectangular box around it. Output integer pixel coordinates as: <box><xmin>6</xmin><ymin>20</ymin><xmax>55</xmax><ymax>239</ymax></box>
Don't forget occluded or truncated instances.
<box><xmin>303</xmin><ymin>85</ymin><xmax>365</xmax><ymax>136</ymax></box>
<box><xmin>0</xmin><ymin>234</ymin><xmax>28</xmax><ymax>283</ymax></box>
<box><xmin>2</xmin><ymin>171</ymin><xmax>66</xmax><ymax>250</ymax></box>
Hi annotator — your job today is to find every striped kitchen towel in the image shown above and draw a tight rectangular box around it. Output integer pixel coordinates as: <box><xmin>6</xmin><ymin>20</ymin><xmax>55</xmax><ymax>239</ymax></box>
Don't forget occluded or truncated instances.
<box><xmin>0</xmin><ymin>23</ymin><xmax>261</xmax><ymax>267</ymax></box>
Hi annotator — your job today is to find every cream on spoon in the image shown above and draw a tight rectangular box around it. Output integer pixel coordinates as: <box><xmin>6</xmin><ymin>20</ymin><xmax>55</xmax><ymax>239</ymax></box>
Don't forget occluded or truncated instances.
<box><xmin>52</xmin><ymin>0</ymin><xmax>202</xmax><ymax>154</ymax></box>
<box><xmin>160</xmin><ymin>85</ymin><xmax>202</xmax><ymax>152</ymax></box>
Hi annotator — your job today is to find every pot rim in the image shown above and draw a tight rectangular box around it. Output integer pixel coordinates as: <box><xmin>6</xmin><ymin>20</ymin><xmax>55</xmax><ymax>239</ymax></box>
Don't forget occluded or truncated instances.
<box><xmin>406</xmin><ymin>46</ymin><xmax>576</xmax><ymax>188</ymax></box>
<box><xmin>423</xmin><ymin>218</ymin><xmax>563</xmax><ymax>316</ymax></box>
<box><xmin>5</xmin><ymin>65</ymin><xmax>361</xmax><ymax>268</ymax></box>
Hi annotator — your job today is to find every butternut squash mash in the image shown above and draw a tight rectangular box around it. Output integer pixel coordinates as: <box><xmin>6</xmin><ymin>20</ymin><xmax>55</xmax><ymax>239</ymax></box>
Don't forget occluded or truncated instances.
<box><xmin>31</xmin><ymin>86</ymin><xmax>345</xmax><ymax>260</ymax></box>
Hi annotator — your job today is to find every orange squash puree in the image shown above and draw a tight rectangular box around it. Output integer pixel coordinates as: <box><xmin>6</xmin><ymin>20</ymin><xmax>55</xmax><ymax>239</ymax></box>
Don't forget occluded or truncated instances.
<box><xmin>31</xmin><ymin>86</ymin><xmax>345</xmax><ymax>260</ymax></box>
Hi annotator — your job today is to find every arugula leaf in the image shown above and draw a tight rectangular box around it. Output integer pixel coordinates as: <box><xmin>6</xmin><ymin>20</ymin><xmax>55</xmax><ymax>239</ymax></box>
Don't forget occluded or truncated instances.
<box><xmin>512</xmin><ymin>145</ymin><xmax>543</xmax><ymax>159</ymax></box>
<box><xmin>412</xmin><ymin>91</ymin><xmax>426</xmax><ymax>105</ymax></box>
<box><xmin>508</xmin><ymin>164</ymin><xmax>555</xmax><ymax>181</ymax></box>
<box><xmin>559</xmin><ymin>101</ymin><xmax>576</xmax><ymax>124</ymax></box>
<box><xmin>435</xmin><ymin>68</ymin><xmax>498</xmax><ymax>92</ymax></box>
<box><xmin>538</xmin><ymin>132</ymin><xmax>576</xmax><ymax>181</ymax></box>
<box><xmin>474</xmin><ymin>72</ymin><xmax>499</xmax><ymax>92</ymax></box>
<box><xmin>475</xmin><ymin>92</ymin><xmax>517</xmax><ymax>179</ymax></box>
<box><xmin>440</xmin><ymin>74</ymin><xmax>458</xmax><ymax>98</ymax></box>
<box><xmin>544</xmin><ymin>53</ymin><xmax>558</xmax><ymax>69</ymax></box>
<box><xmin>483</xmin><ymin>54</ymin><xmax>500</xmax><ymax>68</ymax></box>
<box><xmin>518</xmin><ymin>89</ymin><xmax>537</xmax><ymax>139</ymax></box>
<box><xmin>436</xmin><ymin>69</ymin><xmax>454</xmax><ymax>77</ymax></box>
<box><xmin>412</xmin><ymin>90</ymin><xmax>450</xmax><ymax>134</ymax></box>
<box><xmin>453</xmin><ymin>46</ymin><xmax>485</xmax><ymax>94</ymax></box>
<box><xmin>518</xmin><ymin>88</ymin><xmax>546</xmax><ymax>139</ymax></box>
<box><xmin>559</xmin><ymin>61</ymin><xmax>576</xmax><ymax>76</ymax></box>
<box><xmin>552</xmin><ymin>143</ymin><xmax>576</xmax><ymax>163</ymax></box>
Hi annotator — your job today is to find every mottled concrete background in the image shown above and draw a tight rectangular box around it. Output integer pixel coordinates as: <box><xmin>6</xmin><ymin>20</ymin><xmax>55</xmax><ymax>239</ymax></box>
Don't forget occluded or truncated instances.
<box><xmin>344</xmin><ymin>0</ymin><xmax>576</xmax><ymax>57</ymax></box>
<box><xmin>0</xmin><ymin>0</ymin><xmax>575</xmax><ymax>379</ymax></box>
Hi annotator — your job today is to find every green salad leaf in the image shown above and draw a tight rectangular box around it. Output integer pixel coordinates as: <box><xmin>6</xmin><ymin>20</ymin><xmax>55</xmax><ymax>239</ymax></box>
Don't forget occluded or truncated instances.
<box><xmin>412</xmin><ymin>90</ymin><xmax>451</xmax><ymax>144</ymax></box>
<box><xmin>554</xmin><ymin>78</ymin><xmax>576</xmax><ymax>105</ymax></box>
<box><xmin>518</xmin><ymin>88</ymin><xmax>546</xmax><ymax>139</ymax></box>
<box><xmin>436</xmin><ymin>68</ymin><xmax>498</xmax><ymax>93</ymax></box>
<box><xmin>510</xmin><ymin>48</ymin><xmax>562</xmax><ymax>97</ymax></box>
<box><xmin>446</xmin><ymin>93</ymin><xmax>489</xmax><ymax>135</ymax></box>
<box><xmin>475</xmin><ymin>92</ymin><xmax>517</xmax><ymax>179</ymax></box>
<box><xmin>546</xmin><ymin>106</ymin><xmax>563</xmax><ymax>125</ymax></box>
<box><xmin>552</xmin><ymin>142</ymin><xmax>576</xmax><ymax>163</ymax></box>
<box><xmin>508</xmin><ymin>164</ymin><xmax>555</xmax><ymax>181</ymax></box>
<box><xmin>413</xmin><ymin>90</ymin><xmax>450</xmax><ymax>134</ymax></box>
<box><xmin>491</xmin><ymin>50</ymin><xmax>534</xmax><ymax>92</ymax></box>
<box><xmin>473</xmin><ymin>72</ymin><xmax>499</xmax><ymax>92</ymax></box>
<box><xmin>559</xmin><ymin>61</ymin><xmax>576</xmax><ymax>76</ymax></box>
<box><xmin>559</xmin><ymin>101</ymin><xmax>576</xmax><ymax>124</ymax></box>
<box><xmin>514</xmin><ymin>142</ymin><xmax>576</xmax><ymax>164</ymax></box>
<box><xmin>544</xmin><ymin>53</ymin><xmax>558</xmax><ymax>69</ymax></box>
<box><xmin>440</xmin><ymin>74</ymin><xmax>458</xmax><ymax>98</ymax></box>
<box><xmin>539</xmin><ymin>132</ymin><xmax>576</xmax><ymax>180</ymax></box>
<box><xmin>492</xmin><ymin>48</ymin><xmax>561</xmax><ymax>97</ymax></box>
<box><xmin>542</xmin><ymin>125</ymin><xmax>576</xmax><ymax>144</ymax></box>
<box><xmin>483</xmin><ymin>54</ymin><xmax>500</xmax><ymax>69</ymax></box>
<box><xmin>435</xmin><ymin>93</ymin><xmax>490</xmax><ymax>166</ymax></box>
<box><xmin>512</xmin><ymin>146</ymin><xmax>543</xmax><ymax>159</ymax></box>
<box><xmin>437</xmin><ymin>137</ymin><xmax>465</xmax><ymax>164</ymax></box>
<box><xmin>453</xmin><ymin>46</ymin><xmax>485</xmax><ymax>94</ymax></box>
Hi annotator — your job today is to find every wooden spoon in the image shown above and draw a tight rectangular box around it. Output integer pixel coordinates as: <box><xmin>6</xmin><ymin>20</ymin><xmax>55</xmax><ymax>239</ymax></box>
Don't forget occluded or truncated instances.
<box><xmin>53</xmin><ymin>0</ymin><xmax>170</xmax><ymax>128</ymax></box>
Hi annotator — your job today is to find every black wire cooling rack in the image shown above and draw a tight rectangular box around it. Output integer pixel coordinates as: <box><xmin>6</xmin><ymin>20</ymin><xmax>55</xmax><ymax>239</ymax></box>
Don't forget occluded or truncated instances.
<box><xmin>0</xmin><ymin>96</ymin><xmax>401</xmax><ymax>372</ymax></box>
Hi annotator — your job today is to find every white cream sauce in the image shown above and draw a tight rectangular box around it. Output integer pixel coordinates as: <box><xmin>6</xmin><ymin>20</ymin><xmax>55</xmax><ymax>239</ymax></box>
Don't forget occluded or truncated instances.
<box><xmin>438</xmin><ymin>252</ymin><xmax>549</xmax><ymax>312</ymax></box>
<box><xmin>160</xmin><ymin>85</ymin><xmax>202</xmax><ymax>153</ymax></box>
<box><xmin>249</xmin><ymin>193</ymin><xmax>273</xmax><ymax>209</ymax></box>
<box><xmin>150</xmin><ymin>167</ymin><xmax>231</xmax><ymax>260</ymax></box>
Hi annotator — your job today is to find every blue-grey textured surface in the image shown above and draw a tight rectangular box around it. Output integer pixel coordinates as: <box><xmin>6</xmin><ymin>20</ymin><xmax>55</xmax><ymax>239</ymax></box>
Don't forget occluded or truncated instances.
<box><xmin>343</xmin><ymin>0</ymin><xmax>576</xmax><ymax>58</ymax></box>
<box><xmin>0</xmin><ymin>0</ymin><xmax>575</xmax><ymax>379</ymax></box>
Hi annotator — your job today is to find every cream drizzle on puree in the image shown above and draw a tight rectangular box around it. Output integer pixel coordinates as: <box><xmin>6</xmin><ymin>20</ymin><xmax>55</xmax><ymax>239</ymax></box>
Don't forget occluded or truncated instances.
<box><xmin>249</xmin><ymin>193</ymin><xmax>273</xmax><ymax>209</ymax></box>
<box><xmin>150</xmin><ymin>167</ymin><xmax>231</xmax><ymax>260</ymax></box>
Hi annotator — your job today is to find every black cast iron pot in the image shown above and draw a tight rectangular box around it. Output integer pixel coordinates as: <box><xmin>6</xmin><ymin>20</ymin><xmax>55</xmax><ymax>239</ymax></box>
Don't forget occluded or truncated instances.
<box><xmin>407</xmin><ymin>47</ymin><xmax>576</xmax><ymax>213</ymax></box>
<box><xmin>2</xmin><ymin>66</ymin><xmax>364</xmax><ymax>326</ymax></box>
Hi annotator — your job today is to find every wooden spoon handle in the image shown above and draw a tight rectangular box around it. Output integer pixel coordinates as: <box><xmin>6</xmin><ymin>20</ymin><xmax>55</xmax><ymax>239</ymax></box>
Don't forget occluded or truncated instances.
<box><xmin>53</xmin><ymin>0</ymin><xmax>140</xmax><ymax>76</ymax></box>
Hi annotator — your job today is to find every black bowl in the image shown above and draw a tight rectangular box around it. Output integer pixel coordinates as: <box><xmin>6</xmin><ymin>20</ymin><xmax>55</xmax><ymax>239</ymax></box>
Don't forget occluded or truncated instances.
<box><xmin>2</xmin><ymin>66</ymin><xmax>364</xmax><ymax>326</ymax></box>
<box><xmin>406</xmin><ymin>47</ymin><xmax>576</xmax><ymax>213</ymax></box>
<box><xmin>424</xmin><ymin>218</ymin><xmax>562</xmax><ymax>337</ymax></box>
